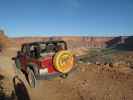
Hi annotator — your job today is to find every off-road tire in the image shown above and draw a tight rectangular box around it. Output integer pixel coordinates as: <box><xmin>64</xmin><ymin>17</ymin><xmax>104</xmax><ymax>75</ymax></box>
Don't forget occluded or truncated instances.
<box><xmin>27</xmin><ymin>67</ymin><xmax>37</xmax><ymax>88</ymax></box>
<box><xmin>13</xmin><ymin>60</ymin><xmax>27</xmax><ymax>86</ymax></box>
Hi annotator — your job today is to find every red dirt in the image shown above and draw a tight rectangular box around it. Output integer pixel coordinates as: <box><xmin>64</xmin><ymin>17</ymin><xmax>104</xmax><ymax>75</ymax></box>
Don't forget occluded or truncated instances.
<box><xmin>0</xmin><ymin>32</ymin><xmax>133</xmax><ymax>100</ymax></box>
<box><xmin>0</xmin><ymin>48</ymin><xmax>133</xmax><ymax>100</ymax></box>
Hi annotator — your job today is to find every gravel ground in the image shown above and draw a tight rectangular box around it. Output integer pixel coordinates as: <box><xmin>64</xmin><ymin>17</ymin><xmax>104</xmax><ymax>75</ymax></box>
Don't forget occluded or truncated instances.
<box><xmin>0</xmin><ymin>48</ymin><xmax>133</xmax><ymax>100</ymax></box>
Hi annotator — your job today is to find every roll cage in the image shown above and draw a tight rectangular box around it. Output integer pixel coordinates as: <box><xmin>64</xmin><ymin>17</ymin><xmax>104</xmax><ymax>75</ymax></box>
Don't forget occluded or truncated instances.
<box><xmin>20</xmin><ymin>40</ymin><xmax>67</xmax><ymax>58</ymax></box>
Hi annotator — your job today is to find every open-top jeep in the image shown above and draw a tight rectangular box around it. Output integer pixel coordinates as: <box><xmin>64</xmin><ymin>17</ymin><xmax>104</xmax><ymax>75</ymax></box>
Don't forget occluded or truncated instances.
<box><xmin>12</xmin><ymin>40</ymin><xmax>74</xmax><ymax>87</ymax></box>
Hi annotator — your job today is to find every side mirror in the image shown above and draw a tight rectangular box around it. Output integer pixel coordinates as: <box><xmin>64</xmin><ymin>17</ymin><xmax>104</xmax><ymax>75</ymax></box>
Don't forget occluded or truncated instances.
<box><xmin>17</xmin><ymin>51</ymin><xmax>21</xmax><ymax>55</ymax></box>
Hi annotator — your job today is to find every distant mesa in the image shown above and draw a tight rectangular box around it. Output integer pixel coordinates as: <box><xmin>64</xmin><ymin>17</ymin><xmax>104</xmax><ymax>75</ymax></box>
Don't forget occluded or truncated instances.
<box><xmin>106</xmin><ymin>36</ymin><xmax>133</xmax><ymax>50</ymax></box>
<box><xmin>0</xmin><ymin>30</ymin><xmax>133</xmax><ymax>51</ymax></box>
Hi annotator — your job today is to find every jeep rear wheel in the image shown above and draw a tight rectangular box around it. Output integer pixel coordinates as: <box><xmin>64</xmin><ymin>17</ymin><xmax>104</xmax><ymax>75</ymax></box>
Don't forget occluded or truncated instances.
<box><xmin>27</xmin><ymin>67</ymin><xmax>37</xmax><ymax>88</ymax></box>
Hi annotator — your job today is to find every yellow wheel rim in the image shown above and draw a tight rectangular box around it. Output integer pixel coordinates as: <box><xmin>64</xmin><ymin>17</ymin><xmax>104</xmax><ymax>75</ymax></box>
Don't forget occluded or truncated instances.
<box><xmin>53</xmin><ymin>50</ymin><xmax>74</xmax><ymax>73</ymax></box>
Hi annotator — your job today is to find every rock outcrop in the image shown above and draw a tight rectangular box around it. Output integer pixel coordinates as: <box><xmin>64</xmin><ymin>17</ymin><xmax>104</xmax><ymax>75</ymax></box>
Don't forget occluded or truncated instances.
<box><xmin>0</xmin><ymin>30</ymin><xmax>13</xmax><ymax>48</ymax></box>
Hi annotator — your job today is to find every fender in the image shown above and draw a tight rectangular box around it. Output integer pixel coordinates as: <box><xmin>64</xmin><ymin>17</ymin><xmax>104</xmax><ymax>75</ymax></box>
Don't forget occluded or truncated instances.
<box><xmin>27</xmin><ymin>63</ymin><xmax>39</xmax><ymax>76</ymax></box>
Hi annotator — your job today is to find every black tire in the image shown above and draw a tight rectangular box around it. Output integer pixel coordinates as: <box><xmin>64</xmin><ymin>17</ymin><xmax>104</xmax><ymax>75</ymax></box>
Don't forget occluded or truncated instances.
<box><xmin>27</xmin><ymin>67</ymin><xmax>37</xmax><ymax>88</ymax></box>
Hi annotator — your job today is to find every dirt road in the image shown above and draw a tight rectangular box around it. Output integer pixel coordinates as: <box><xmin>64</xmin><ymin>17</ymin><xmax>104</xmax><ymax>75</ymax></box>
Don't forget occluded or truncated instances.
<box><xmin>0</xmin><ymin>48</ymin><xmax>133</xmax><ymax>100</ymax></box>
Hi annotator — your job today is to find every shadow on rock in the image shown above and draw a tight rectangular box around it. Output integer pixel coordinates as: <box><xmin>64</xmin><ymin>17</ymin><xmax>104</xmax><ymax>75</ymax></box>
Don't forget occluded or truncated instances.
<box><xmin>0</xmin><ymin>74</ymin><xmax>4</xmax><ymax>80</ymax></box>
<box><xmin>13</xmin><ymin>76</ymin><xmax>30</xmax><ymax>100</ymax></box>
<box><xmin>106</xmin><ymin>36</ymin><xmax>133</xmax><ymax>51</ymax></box>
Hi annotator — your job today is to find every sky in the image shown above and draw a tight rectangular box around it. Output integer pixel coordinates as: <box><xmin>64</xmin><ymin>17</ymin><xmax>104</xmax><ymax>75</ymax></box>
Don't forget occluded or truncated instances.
<box><xmin>0</xmin><ymin>0</ymin><xmax>133</xmax><ymax>37</ymax></box>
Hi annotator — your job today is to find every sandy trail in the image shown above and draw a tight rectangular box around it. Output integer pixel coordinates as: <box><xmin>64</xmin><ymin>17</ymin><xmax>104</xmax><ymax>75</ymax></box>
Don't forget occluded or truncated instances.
<box><xmin>0</xmin><ymin>48</ymin><xmax>133</xmax><ymax>100</ymax></box>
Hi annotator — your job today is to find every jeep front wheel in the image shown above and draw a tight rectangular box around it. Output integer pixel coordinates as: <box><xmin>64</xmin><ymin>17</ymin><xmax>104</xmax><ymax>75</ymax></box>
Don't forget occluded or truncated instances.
<box><xmin>27</xmin><ymin>67</ymin><xmax>36</xmax><ymax>88</ymax></box>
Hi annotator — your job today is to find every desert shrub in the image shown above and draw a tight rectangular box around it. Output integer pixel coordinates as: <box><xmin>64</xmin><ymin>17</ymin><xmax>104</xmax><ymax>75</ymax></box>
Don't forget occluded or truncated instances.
<box><xmin>78</xmin><ymin>48</ymin><xmax>115</xmax><ymax>64</ymax></box>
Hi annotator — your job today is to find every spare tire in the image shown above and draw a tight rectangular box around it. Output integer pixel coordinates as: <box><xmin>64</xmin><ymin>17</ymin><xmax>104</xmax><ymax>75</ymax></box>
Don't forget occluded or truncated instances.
<box><xmin>53</xmin><ymin>50</ymin><xmax>74</xmax><ymax>73</ymax></box>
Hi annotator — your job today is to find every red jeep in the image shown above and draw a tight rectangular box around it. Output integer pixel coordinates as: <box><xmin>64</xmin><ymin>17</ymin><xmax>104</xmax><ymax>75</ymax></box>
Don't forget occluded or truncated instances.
<box><xmin>12</xmin><ymin>40</ymin><xmax>74</xmax><ymax>87</ymax></box>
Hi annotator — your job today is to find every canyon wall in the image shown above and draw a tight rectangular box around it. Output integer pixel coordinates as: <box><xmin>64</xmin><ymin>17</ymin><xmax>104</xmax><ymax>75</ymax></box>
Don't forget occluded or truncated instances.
<box><xmin>12</xmin><ymin>36</ymin><xmax>116</xmax><ymax>49</ymax></box>
<box><xmin>0</xmin><ymin>31</ymin><xmax>132</xmax><ymax>50</ymax></box>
